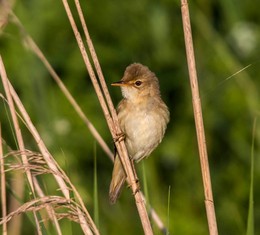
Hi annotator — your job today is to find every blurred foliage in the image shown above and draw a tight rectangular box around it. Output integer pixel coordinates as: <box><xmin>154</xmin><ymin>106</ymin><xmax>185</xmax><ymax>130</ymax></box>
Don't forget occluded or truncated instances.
<box><xmin>1</xmin><ymin>0</ymin><xmax>260</xmax><ymax>234</ymax></box>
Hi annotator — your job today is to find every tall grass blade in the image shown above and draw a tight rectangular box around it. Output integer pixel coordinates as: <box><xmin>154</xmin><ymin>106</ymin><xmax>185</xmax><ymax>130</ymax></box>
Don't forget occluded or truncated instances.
<box><xmin>246</xmin><ymin>118</ymin><xmax>257</xmax><ymax>235</ymax></box>
<box><xmin>142</xmin><ymin>162</ymin><xmax>150</xmax><ymax>210</ymax></box>
<box><xmin>167</xmin><ymin>186</ymin><xmax>171</xmax><ymax>235</ymax></box>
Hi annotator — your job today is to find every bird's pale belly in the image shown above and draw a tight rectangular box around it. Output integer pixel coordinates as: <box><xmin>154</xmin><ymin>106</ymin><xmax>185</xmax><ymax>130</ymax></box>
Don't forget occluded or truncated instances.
<box><xmin>122</xmin><ymin>110</ymin><xmax>165</xmax><ymax>162</ymax></box>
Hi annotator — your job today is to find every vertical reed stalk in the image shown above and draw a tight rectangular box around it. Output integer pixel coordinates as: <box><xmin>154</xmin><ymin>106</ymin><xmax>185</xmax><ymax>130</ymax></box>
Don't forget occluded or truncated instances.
<box><xmin>180</xmin><ymin>1</ymin><xmax>218</xmax><ymax>234</ymax></box>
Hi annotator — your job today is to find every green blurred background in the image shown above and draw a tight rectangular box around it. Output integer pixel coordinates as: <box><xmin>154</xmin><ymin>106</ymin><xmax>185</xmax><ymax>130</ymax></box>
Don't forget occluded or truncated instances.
<box><xmin>0</xmin><ymin>0</ymin><xmax>260</xmax><ymax>234</ymax></box>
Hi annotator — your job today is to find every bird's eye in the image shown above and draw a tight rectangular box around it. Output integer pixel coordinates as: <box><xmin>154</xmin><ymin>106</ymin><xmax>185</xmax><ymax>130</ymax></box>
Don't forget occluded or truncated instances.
<box><xmin>135</xmin><ymin>80</ymin><xmax>142</xmax><ymax>86</ymax></box>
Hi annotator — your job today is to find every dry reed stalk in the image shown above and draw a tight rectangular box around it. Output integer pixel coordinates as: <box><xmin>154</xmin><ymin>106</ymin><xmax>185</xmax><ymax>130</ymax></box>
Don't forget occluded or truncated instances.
<box><xmin>62</xmin><ymin>1</ymin><xmax>153</xmax><ymax>234</ymax></box>
<box><xmin>0</xmin><ymin>55</ymin><xmax>43</xmax><ymax>235</ymax></box>
<box><xmin>0</xmin><ymin>125</ymin><xmax>7</xmax><ymax>235</ymax></box>
<box><xmin>0</xmin><ymin>0</ymin><xmax>14</xmax><ymax>30</ymax></box>
<box><xmin>180</xmin><ymin>1</ymin><xmax>218</xmax><ymax>234</ymax></box>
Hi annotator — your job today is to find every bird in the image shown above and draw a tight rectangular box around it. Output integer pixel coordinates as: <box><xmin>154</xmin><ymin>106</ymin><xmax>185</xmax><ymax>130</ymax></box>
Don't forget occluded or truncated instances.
<box><xmin>109</xmin><ymin>63</ymin><xmax>170</xmax><ymax>204</ymax></box>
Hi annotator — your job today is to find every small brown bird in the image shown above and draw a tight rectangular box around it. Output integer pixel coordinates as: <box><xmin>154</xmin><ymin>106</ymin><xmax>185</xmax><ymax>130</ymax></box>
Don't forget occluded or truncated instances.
<box><xmin>109</xmin><ymin>63</ymin><xmax>170</xmax><ymax>204</ymax></box>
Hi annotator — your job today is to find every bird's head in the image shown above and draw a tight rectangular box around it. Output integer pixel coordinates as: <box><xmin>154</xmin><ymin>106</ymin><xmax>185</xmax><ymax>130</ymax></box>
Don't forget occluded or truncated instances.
<box><xmin>112</xmin><ymin>63</ymin><xmax>160</xmax><ymax>100</ymax></box>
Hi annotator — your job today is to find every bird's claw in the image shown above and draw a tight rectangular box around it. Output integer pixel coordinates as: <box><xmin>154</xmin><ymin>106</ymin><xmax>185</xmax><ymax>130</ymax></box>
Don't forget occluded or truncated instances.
<box><xmin>113</xmin><ymin>132</ymin><xmax>126</xmax><ymax>143</ymax></box>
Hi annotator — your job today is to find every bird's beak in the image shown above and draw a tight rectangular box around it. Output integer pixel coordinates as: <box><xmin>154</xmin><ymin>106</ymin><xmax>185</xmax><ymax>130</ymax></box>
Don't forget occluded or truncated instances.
<box><xmin>111</xmin><ymin>81</ymin><xmax>129</xmax><ymax>87</ymax></box>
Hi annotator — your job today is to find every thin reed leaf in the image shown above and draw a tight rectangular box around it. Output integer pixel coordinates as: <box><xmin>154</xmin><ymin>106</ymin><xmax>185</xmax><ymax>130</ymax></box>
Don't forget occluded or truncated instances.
<box><xmin>246</xmin><ymin>118</ymin><xmax>257</xmax><ymax>235</ymax></box>
<box><xmin>167</xmin><ymin>186</ymin><xmax>171</xmax><ymax>235</ymax></box>
<box><xmin>142</xmin><ymin>162</ymin><xmax>150</xmax><ymax>211</ymax></box>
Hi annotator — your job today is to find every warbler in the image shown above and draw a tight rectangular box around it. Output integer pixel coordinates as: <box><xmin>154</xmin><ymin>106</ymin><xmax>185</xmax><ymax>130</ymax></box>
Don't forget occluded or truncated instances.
<box><xmin>109</xmin><ymin>63</ymin><xmax>170</xmax><ymax>204</ymax></box>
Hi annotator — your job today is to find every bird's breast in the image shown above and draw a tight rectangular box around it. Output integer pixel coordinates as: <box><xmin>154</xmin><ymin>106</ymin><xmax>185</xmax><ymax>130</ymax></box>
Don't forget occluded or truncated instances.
<box><xmin>118</xmin><ymin>100</ymin><xmax>168</xmax><ymax>162</ymax></box>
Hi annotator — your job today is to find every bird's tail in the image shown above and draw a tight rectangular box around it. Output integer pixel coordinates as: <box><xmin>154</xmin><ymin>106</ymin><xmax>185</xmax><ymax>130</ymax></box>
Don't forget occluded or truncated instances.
<box><xmin>109</xmin><ymin>155</ymin><xmax>126</xmax><ymax>204</ymax></box>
